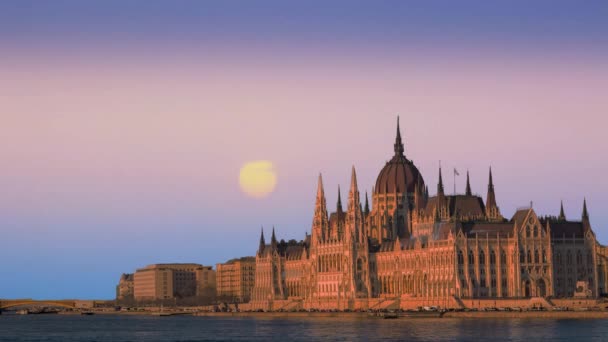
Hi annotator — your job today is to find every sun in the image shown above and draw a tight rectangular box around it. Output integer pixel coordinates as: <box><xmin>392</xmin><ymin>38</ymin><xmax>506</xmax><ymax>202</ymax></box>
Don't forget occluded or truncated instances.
<box><xmin>239</xmin><ymin>161</ymin><xmax>277</xmax><ymax>198</ymax></box>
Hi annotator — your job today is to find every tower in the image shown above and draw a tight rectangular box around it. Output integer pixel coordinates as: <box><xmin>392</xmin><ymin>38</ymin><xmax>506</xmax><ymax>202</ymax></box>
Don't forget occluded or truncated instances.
<box><xmin>486</xmin><ymin>167</ymin><xmax>500</xmax><ymax>220</ymax></box>
<box><xmin>312</xmin><ymin>174</ymin><xmax>329</xmax><ymax>244</ymax></box>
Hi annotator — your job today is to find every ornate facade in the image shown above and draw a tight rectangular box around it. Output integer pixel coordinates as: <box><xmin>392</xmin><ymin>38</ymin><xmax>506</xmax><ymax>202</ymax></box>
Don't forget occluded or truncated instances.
<box><xmin>249</xmin><ymin>119</ymin><xmax>608</xmax><ymax>310</ymax></box>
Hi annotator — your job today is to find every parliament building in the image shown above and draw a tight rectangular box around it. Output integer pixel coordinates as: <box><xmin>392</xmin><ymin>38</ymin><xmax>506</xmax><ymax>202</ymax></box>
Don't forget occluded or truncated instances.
<box><xmin>247</xmin><ymin>119</ymin><xmax>608</xmax><ymax>311</ymax></box>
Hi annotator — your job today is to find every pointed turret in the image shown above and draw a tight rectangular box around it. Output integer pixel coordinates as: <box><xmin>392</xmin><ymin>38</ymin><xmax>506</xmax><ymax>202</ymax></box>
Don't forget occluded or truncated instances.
<box><xmin>312</xmin><ymin>173</ymin><xmax>329</xmax><ymax>243</ymax></box>
<box><xmin>337</xmin><ymin>186</ymin><xmax>343</xmax><ymax>213</ymax></box>
<box><xmin>364</xmin><ymin>192</ymin><xmax>370</xmax><ymax>215</ymax></box>
<box><xmin>394</xmin><ymin>116</ymin><xmax>404</xmax><ymax>156</ymax></box>
<box><xmin>350</xmin><ymin>165</ymin><xmax>358</xmax><ymax>193</ymax></box>
<box><xmin>558</xmin><ymin>200</ymin><xmax>566</xmax><ymax>221</ymax></box>
<box><xmin>582</xmin><ymin>198</ymin><xmax>589</xmax><ymax>221</ymax></box>
<box><xmin>437</xmin><ymin>166</ymin><xmax>445</xmax><ymax>196</ymax></box>
<box><xmin>271</xmin><ymin>226</ymin><xmax>278</xmax><ymax>249</ymax></box>
<box><xmin>258</xmin><ymin>226</ymin><xmax>266</xmax><ymax>253</ymax></box>
<box><xmin>348</xmin><ymin>166</ymin><xmax>363</xmax><ymax>241</ymax></box>
<box><xmin>486</xmin><ymin>167</ymin><xmax>499</xmax><ymax>219</ymax></box>
<box><xmin>316</xmin><ymin>173</ymin><xmax>325</xmax><ymax>199</ymax></box>
<box><xmin>465</xmin><ymin>171</ymin><xmax>472</xmax><ymax>196</ymax></box>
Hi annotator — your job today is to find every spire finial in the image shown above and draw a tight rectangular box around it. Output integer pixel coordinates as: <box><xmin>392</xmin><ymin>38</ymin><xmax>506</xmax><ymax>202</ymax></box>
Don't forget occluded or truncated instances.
<box><xmin>465</xmin><ymin>170</ymin><xmax>472</xmax><ymax>196</ymax></box>
<box><xmin>559</xmin><ymin>200</ymin><xmax>565</xmax><ymax>221</ymax></box>
<box><xmin>337</xmin><ymin>185</ymin><xmax>343</xmax><ymax>212</ymax></box>
<box><xmin>488</xmin><ymin>166</ymin><xmax>494</xmax><ymax>190</ymax></box>
<box><xmin>582</xmin><ymin>198</ymin><xmax>589</xmax><ymax>220</ymax></box>
<box><xmin>364</xmin><ymin>191</ymin><xmax>370</xmax><ymax>215</ymax></box>
<box><xmin>394</xmin><ymin>116</ymin><xmax>404</xmax><ymax>156</ymax></box>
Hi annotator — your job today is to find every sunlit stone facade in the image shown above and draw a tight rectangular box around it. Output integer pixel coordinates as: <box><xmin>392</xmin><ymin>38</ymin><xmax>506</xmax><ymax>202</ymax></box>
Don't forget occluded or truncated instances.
<box><xmin>248</xmin><ymin>119</ymin><xmax>608</xmax><ymax>310</ymax></box>
<box><xmin>216</xmin><ymin>257</ymin><xmax>256</xmax><ymax>303</ymax></box>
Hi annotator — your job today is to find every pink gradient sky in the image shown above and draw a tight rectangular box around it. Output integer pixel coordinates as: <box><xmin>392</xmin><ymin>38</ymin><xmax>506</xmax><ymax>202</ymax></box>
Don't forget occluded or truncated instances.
<box><xmin>1</xmin><ymin>1</ymin><xmax>607</xmax><ymax>299</ymax></box>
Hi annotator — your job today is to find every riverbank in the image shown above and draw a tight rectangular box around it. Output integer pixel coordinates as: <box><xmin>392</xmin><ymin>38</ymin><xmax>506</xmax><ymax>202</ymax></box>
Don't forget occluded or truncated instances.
<box><xmin>51</xmin><ymin>311</ymin><xmax>608</xmax><ymax>320</ymax></box>
<box><xmin>193</xmin><ymin>310</ymin><xmax>608</xmax><ymax>319</ymax></box>
<box><xmin>16</xmin><ymin>309</ymin><xmax>607</xmax><ymax>319</ymax></box>
<box><xmin>442</xmin><ymin>310</ymin><xmax>608</xmax><ymax>319</ymax></box>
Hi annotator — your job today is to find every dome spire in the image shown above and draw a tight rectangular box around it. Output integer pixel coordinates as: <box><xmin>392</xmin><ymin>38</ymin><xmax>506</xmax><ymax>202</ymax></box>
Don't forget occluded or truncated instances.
<box><xmin>394</xmin><ymin>116</ymin><xmax>404</xmax><ymax>156</ymax></box>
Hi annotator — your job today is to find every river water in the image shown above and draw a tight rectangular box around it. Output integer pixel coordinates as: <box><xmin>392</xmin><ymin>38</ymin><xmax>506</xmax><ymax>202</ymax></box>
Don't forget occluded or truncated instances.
<box><xmin>0</xmin><ymin>314</ymin><xmax>606</xmax><ymax>341</ymax></box>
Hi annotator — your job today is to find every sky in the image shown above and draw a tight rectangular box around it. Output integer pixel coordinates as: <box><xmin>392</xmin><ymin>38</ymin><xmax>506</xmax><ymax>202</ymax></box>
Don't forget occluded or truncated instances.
<box><xmin>1</xmin><ymin>1</ymin><xmax>607</xmax><ymax>299</ymax></box>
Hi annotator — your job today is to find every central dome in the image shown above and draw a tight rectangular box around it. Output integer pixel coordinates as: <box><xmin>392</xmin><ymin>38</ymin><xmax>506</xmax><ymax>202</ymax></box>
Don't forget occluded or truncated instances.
<box><xmin>374</xmin><ymin>118</ymin><xmax>425</xmax><ymax>195</ymax></box>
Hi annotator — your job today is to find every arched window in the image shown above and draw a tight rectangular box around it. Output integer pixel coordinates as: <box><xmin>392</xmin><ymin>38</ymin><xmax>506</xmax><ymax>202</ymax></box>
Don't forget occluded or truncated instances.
<box><xmin>480</xmin><ymin>250</ymin><xmax>486</xmax><ymax>265</ymax></box>
<box><xmin>469</xmin><ymin>251</ymin><xmax>475</xmax><ymax>265</ymax></box>
<box><xmin>458</xmin><ymin>251</ymin><xmax>464</xmax><ymax>265</ymax></box>
<box><xmin>526</xmin><ymin>226</ymin><xmax>531</xmax><ymax>237</ymax></box>
<box><xmin>520</xmin><ymin>250</ymin><xmax>525</xmax><ymax>263</ymax></box>
<box><xmin>490</xmin><ymin>250</ymin><xmax>496</xmax><ymax>265</ymax></box>
<box><xmin>533</xmin><ymin>226</ymin><xmax>538</xmax><ymax>237</ymax></box>
<box><xmin>501</xmin><ymin>250</ymin><xmax>507</xmax><ymax>265</ymax></box>
<box><xmin>527</xmin><ymin>250</ymin><xmax>532</xmax><ymax>263</ymax></box>
<box><xmin>534</xmin><ymin>250</ymin><xmax>540</xmax><ymax>263</ymax></box>
<box><xmin>542</xmin><ymin>250</ymin><xmax>547</xmax><ymax>263</ymax></box>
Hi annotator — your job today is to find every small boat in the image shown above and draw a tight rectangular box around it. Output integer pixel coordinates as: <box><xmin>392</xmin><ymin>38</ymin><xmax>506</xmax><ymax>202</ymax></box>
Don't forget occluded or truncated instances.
<box><xmin>81</xmin><ymin>311</ymin><xmax>95</xmax><ymax>316</ymax></box>
<box><xmin>369</xmin><ymin>312</ymin><xmax>399</xmax><ymax>319</ymax></box>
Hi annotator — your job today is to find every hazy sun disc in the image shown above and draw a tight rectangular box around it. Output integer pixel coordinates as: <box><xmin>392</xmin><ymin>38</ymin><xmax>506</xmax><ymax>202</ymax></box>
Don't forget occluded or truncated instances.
<box><xmin>239</xmin><ymin>161</ymin><xmax>277</xmax><ymax>198</ymax></box>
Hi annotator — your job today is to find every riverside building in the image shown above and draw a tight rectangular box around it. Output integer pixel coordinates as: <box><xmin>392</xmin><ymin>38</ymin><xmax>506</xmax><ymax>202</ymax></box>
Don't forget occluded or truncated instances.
<box><xmin>247</xmin><ymin>118</ymin><xmax>608</xmax><ymax>311</ymax></box>
<box><xmin>216</xmin><ymin>257</ymin><xmax>256</xmax><ymax>302</ymax></box>
<box><xmin>132</xmin><ymin>263</ymin><xmax>215</xmax><ymax>301</ymax></box>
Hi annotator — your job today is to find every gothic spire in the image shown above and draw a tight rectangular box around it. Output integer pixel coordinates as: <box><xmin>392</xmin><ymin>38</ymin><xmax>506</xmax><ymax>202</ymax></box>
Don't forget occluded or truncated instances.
<box><xmin>559</xmin><ymin>200</ymin><xmax>566</xmax><ymax>221</ymax></box>
<box><xmin>259</xmin><ymin>227</ymin><xmax>266</xmax><ymax>253</ymax></box>
<box><xmin>488</xmin><ymin>166</ymin><xmax>494</xmax><ymax>191</ymax></box>
<box><xmin>350</xmin><ymin>165</ymin><xmax>358</xmax><ymax>193</ymax></box>
<box><xmin>271</xmin><ymin>226</ymin><xmax>277</xmax><ymax>248</ymax></box>
<box><xmin>437</xmin><ymin>166</ymin><xmax>444</xmax><ymax>196</ymax></box>
<box><xmin>316</xmin><ymin>173</ymin><xmax>325</xmax><ymax>199</ymax></box>
<box><xmin>486</xmin><ymin>167</ymin><xmax>497</xmax><ymax>214</ymax></box>
<box><xmin>364</xmin><ymin>191</ymin><xmax>370</xmax><ymax>215</ymax></box>
<box><xmin>337</xmin><ymin>185</ymin><xmax>343</xmax><ymax>212</ymax></box>
<box><xmin>465</xmin><ymin>170</ymin><xmax>472</xmax><ymax>196</ymax></box>
<box><xmin>259</xmin><ymin>226</ymin><xmax>265</xmax><ymax>245</ymax></box>
<box><xmin>394</xmin><ymin>116</ymin><xmax>404</xmax><ymax>156</ymax></box>
<box><xmin>582</xmin><ymin>198</ymin><xmax>589</xmax><ymax>220</ymax></box>
<box><xmin>312</xmin><ymin>173</ymin><xmax>329</xmax><ymax>242</ymax></box>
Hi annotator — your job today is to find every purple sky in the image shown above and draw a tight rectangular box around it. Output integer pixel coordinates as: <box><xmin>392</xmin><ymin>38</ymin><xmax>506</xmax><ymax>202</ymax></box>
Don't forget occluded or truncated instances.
<box><xmin>1</xmin><ymin>1</ymin><xmax>607</xmax><ymax>299</ymax></box>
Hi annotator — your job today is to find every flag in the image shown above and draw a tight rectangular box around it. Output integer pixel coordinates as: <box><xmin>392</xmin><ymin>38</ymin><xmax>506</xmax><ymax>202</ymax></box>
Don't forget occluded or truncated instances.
<box><xmin>454</xmin><ymin>168</ymin><xmax>460</xmax><ymax>176</ymax></box>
